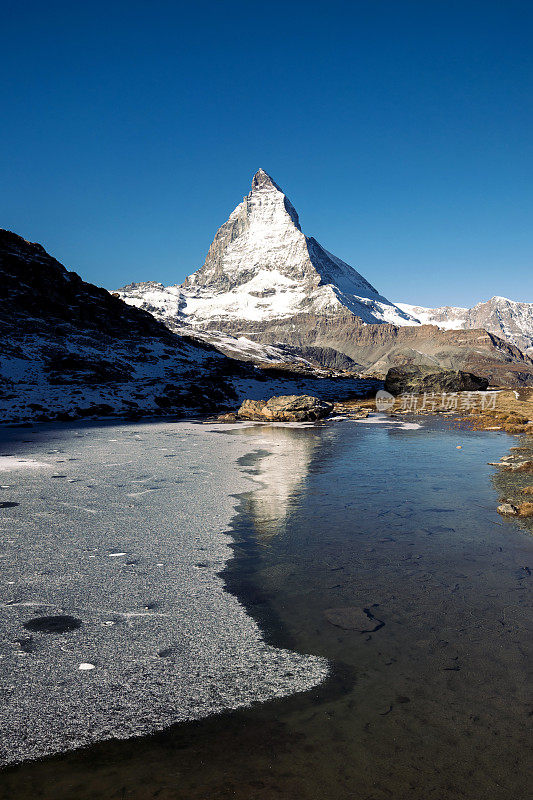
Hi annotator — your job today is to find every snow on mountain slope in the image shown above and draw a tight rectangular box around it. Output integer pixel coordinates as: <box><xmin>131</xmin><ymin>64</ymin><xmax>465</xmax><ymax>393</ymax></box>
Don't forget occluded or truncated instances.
<box><xmin>115</xmin><ymin>281</ymin><xmax>321</xmax><ymax>367</ymax></box>
<box><xmin>397</xmin><ymin>297</ymin><xmax>533</xmax><ymax>354</ymax></box>
<box><xmin>0</xmin><ymin>229</ymin><xmax>378</xmax><ymax>423</ymax></box>
<box><xmin>117</xmin><ymin>169</ymin><xmax>417</xmax><ymax>330</ymax></box>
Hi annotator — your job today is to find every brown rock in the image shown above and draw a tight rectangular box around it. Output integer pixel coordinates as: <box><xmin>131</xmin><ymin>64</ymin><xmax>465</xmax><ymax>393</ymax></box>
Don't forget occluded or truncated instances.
<box><xmin>238</xmin><ymin>399</ymin><xmax>268</xmax><ymax>419</ymax></box>
<box><xmin>203</xmin><ymin>412</ymin><xmax>239</xmax><ymax>423</ymax></box>
<box><xmin>384</xmin><ymin>366</ymin><xmax>489</xmax><ymax>395</ymax></box>
<box><xmin>497</xmin><ymin>503</ymin><xmax>519</xmax><ymax>516</ymax></box>
<box><xmin>216</xmin><ymin>412</ymin><xmax>239</xmax><ymax>423</ymax></box>
<box><xmin>505</xmin><ymin>460</ymin><xmax>533</xmax><ymax>473</ymax></box>
<box><xmin>518</xmin><ymin>501</ymin><xmax>533</xmax><ymax>517</ymax></box>
<box><xmin>238</xmin><ymin>395</ymin><xmax>333</xmax><ymax>422</ymax></box>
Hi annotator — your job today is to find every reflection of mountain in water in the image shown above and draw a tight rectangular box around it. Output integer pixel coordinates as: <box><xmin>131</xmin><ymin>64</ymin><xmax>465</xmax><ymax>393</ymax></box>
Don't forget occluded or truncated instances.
<box><xmin>240</xmin><ymin>425</ymin><xmax>323</xmax><ymax>535</ymax></box>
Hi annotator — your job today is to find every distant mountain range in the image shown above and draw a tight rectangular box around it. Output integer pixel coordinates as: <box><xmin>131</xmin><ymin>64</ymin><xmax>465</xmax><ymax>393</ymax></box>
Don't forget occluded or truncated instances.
<box><xmin>397</xmin><ymin>297</ymin><xmax>533</xmax><ymax>355</ymax></box>
<box><xmin>117</xmin><ymin>170</ymin><xmax>533</xmax><ymax>385</ymax></box>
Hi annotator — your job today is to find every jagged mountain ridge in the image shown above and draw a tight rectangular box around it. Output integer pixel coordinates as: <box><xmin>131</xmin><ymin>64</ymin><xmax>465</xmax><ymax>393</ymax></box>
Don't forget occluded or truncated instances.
<box><xmin>119</xmin><ymin>168</ymin><xmax>417</xmax><ymax>329</ymax></box>
<box><xmin>116</xmin><ymin>170</ymin><xmax>533</xmax><ymax>384</ymax></box>
<box><xmin>397</xmin><ymin>297</ymin><xmax>533</xmax><ymax>355</ymax></box>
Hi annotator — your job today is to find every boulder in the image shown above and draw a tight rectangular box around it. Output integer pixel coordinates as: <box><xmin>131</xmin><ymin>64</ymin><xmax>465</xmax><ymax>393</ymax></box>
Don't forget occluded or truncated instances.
<box><xmin>238</xmin><ymin>395</ymin><xmax>333</xmax><ymax>422</ymax></box>
<box><xmin>238</xmin><ymin>399</ymin><xmax>268</xmax><ymax>419</ymax></box>
<box><xmin>384</xmin><ymin>366</ymin><xmax>489</xmax><ymax>395</ymax></box>
<box><xmin>497</xmin><ymin>503</ymin><xmax>518</xmax><ymax>516</ymax></box>
<box><xmin>213</xmin><ymin>412</ymin><xmax>239</xmax><ymax>423</ymax></box>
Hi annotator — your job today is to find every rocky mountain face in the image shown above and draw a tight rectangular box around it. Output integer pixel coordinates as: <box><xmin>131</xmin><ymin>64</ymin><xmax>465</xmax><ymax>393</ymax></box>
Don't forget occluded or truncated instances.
<box><xmin>0</xmin><ymin>229</ymin><xmax>376</xmax><ymax>423</ymax></box>
<box><xmin>117</xmin><ymin>169</ymin><xmax>417</xmax><ymax>341</ymax></box>
<box><xmin>178</xmin><ymin>169</ymin><xmax>416</xmax><ymax>327</ymax></box>
<box><xmin>397</xmin><ymin>297</ymin><xmax>533</xmax><ymax>355</ymax></box>
<box><xmin>221</xmin><ymin>313</ymin><xmax>533</xmax><ymax>386</ymax></box>
<box><xmin>117</xmin><ymin>170</ymin><xmax>533</xmax><ymax>386</ymax></box>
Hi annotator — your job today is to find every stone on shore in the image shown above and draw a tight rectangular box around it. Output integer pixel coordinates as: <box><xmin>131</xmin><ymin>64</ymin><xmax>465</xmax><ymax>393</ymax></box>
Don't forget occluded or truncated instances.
<box><xmin>238</xmin><ymin>395</ymin><xmax>333</xmax><ymax>422</ymax></box>
<box><xmin>497</xmin><ymin>502</ymin><xmax>519</xmax><ymax>516</ymax></box>
<box><xmin>384</xmin><ymin>366</ymin><xmax>489</xmax><ymax>395</ymax></box>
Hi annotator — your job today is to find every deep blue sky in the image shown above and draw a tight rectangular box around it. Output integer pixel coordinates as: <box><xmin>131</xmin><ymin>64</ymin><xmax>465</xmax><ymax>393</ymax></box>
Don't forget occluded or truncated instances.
<box><xmin>1</xmin><ymin>0</ymin><xmax>531</xmax><ymax>306</ymax></box>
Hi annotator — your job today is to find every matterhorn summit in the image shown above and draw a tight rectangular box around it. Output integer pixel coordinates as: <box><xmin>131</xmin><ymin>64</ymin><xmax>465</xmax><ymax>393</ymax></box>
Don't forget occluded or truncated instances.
<box><xmin>116</xmin><ymin>170</ymin><xmax>533</xmax><ymax>379</ymax></box>
<box><xmin>118</xmin><ymin>169</ymin><xmax>416</xmax><ymax>335</ymax></box>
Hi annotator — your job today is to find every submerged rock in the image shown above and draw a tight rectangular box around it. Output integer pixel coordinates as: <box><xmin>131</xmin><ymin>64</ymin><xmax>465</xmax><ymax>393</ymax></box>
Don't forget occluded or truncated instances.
<box><xmin>238</xmin><ymin>395</ymin><xmax>333</xmax><ymax>422</ymax></box>
<box><xmin>384</xmin><ymin>366</ymin><xmax>489</xmax><ymax>395</ymax></box>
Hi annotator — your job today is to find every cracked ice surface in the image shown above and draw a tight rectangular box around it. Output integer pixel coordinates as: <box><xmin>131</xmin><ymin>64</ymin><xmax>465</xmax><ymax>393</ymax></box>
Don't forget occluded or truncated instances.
<box><xmin>0</xmin><ymin>420</ymin><xmax>328</xmax><ymax>765</ymax></box>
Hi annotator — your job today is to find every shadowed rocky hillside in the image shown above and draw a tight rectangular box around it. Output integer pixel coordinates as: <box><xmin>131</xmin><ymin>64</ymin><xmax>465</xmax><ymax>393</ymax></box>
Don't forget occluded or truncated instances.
<box><xmin>0</xmin><ymin>229</ymin><xmax>377</xmax><ymax>422</ymax></box>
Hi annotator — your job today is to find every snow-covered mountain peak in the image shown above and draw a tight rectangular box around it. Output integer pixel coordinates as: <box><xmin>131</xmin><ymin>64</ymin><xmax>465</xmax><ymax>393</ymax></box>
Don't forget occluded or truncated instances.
<box><xmin>251</xmin><ymin>167</ymin><xmax>280</xmax><ymax>191</ymax></box>
<box><xmin>168</xmin><ymin>170</ymin><xmax>416</xmax><ymax>327</ymax></box>
<box><xmin>113</xmin><ymin>170</ymin><xmax>533</xmax><ymax>373</ymax></box>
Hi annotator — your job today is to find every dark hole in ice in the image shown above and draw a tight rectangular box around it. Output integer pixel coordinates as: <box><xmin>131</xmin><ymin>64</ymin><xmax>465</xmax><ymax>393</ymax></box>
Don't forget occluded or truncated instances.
<box><xmin>158</xmin><ymin>647</ymin><xmax>176</xmax><ymax>658</ymax></box>
<box><xmin>23</xmin><ymin>615</ymin><xmax>82</xmax><ymax>634</ymax></box>
<box><xmin>0</xmin><ymin>502</ymin><xmax>19</xmax><ymax>508</ymax></box>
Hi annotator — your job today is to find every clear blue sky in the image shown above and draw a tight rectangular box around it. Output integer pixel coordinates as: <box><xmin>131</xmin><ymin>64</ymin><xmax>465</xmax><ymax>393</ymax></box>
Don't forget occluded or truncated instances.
<box><xmin>1</xmin><ymin>0</ymin><xmax>531</xmax><ymax>306</ymax></box>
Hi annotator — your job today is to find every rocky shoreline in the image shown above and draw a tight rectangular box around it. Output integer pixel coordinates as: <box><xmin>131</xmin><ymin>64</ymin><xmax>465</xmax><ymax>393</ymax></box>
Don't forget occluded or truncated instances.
<box><xmin>490</xmin><ymin>438</ymin><xmax>533</xmax><ymax>531</ymax></box>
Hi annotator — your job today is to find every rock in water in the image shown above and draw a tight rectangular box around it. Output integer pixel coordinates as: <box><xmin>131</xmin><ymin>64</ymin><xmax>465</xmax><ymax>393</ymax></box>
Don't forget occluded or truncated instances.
<box><xmin>384</xmin><ymin>366</ymin><xmax>489</xmax><ymax>395</ymax></box>
<box><xmin>238</xmin><ymin>395</ymin><xmax>333</xmax><ymax>422</ymax></box>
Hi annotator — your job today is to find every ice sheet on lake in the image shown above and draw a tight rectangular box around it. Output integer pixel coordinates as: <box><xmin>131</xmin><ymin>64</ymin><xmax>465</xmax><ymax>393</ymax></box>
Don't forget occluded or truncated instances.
<box><xmin>0</xmin><ymin>421</ymin><xmax>328</xmax><ymax>766</ymax></box>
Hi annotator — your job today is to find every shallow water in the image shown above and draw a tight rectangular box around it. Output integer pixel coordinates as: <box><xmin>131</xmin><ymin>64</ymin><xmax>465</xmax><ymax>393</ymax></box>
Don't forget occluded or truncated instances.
<box><xmin>1</xmin><ymin>417</ymin><xmax>532</xmax><ymax>799</ymax></box>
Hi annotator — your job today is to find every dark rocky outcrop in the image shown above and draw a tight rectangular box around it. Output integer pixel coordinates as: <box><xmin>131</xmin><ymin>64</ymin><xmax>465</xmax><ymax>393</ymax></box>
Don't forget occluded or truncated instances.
<box><xmin>238</xmin><ymin>395</ymin><xmax>333</xmax><ymax>422</ymax></box>
<box><xmin>0</xmin><ymin>229</ymin><xmax>245</xmax><ymax>421</ymax></box>
<box><xmin>384</xmin><ymin>366</ymin><xmax>489</xmax><ymax>395</ymax></box>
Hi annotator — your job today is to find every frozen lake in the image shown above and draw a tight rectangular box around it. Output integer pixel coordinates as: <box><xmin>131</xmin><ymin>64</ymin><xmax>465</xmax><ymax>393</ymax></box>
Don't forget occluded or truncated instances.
<box><xmin>0</xmin><ymin>419</ymin><xmax>327</xmax><ymax>765</ymax></box>
<box><xmin>0</xmin><ymin>415</ymin><xmax>531</xmax><ymax>800</ymax></box>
